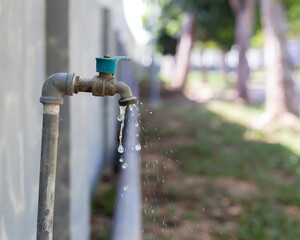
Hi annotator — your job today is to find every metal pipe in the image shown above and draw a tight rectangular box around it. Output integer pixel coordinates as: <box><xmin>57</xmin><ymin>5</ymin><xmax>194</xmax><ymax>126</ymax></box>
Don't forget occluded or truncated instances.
<box><xmin>37</xmin><ymin>73</ymin><xmax>74</xmax><ymax>240</ymax></box>
<box><xmin>37</xmin><ymin>56</ymin><xmax>138</xmax><ymax>240</ymax></box>
<box><xmin>74</xmin><ymin>76</ymin><xmax>93</xmax><ymax>93</ymax></box>
<box><xmin>37</xmin><ymin>104</ymin><xmax>60</xmax><ymax>240</ymax></box>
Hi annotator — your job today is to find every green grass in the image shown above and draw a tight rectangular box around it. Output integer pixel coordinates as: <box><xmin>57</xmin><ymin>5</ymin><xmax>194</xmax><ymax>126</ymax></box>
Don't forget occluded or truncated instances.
<box><xmin>92</xmin><ymin>185</ymin><xmax>116</xmax><ymax>217</ymax></box>
<box><xmin>187</xmin><ymin>70</ymin><xmax>234</xmax><ymax>92</ymax></box>
<box><xmin>143</xmin><ymin>99</ymin><xmax>300</xmax><ymax>239</ymax></box>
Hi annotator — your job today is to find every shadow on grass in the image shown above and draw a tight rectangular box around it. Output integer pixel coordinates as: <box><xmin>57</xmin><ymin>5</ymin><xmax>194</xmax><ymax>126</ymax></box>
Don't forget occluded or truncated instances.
<box><xmin>141</xmin><ymin>97</ymin><xmax>300</xmax><ymax>240</ymax></box>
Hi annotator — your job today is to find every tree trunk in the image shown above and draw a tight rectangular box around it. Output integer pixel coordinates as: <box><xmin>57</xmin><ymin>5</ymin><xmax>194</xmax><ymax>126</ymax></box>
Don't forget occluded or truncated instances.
<box><xmin>200</xmin><ymin>48</ymin><xmax>208</xmax><ymax>82</ymax></box>
<box><xmin>230</xmin><ymin>0</ymin><xmax>256</xmax><ymax>101</ymax></box>
<box><xmin>260</xmin><ymin>0</ymin><xmax>298</xmax><ymax>119</ymax></box>
<box><xmin>220</xmin><ymin>49</ymin><xmax>229</xmax><ymax>82</ymax></box>
<box><xmin>171</xmin><ymin>13</ymin><xmax>195</xmax><ymax>90</ymax></box>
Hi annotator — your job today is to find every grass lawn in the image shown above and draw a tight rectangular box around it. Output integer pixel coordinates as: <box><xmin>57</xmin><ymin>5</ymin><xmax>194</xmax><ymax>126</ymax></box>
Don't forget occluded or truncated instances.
<box><xmin>141</xmin><ymin>97</ymin><xmax>300</xmax><ymax>240</ymax></box>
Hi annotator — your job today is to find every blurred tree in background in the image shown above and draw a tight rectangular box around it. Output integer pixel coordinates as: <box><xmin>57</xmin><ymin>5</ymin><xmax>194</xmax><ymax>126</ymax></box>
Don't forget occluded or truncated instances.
<box><xmin>259</xmin><ymin>0</ymin><xmax>299</xmax><ymax>124</ymax></box>
<box><xmin>143</xmin><ymin>0</ymin><xmax>300</xmax><ymax>124</ymax></box>
<box><xmin>144</xmin><ymin>0</ymin><xmax>235</xmax><ymax>89</ymax></box>
<box><xmin>229</xmin><ymin>0</ymin><xmax>256</xmax><ymax>102</ymax></box>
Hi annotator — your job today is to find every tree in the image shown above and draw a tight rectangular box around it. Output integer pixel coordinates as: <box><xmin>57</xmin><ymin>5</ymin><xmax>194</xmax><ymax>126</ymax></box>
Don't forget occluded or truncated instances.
<box><xmin>229</xmin><ymin>0</ymin><xmax>257</xmax><ymax>102</ymax></box>
<box><xmin>171</xmin><ymin>12</ymin><xmax>195</xmax><ymax>90</ymax></box>
<box><xmin>259</xmin><ymin>0</ymin><xmax>298</xmax><ymax>123</ymax></box>
<box><xmin>150</xmin><ymin>0</ymin><xmax>235</xmax><ymax>90</ymax></box>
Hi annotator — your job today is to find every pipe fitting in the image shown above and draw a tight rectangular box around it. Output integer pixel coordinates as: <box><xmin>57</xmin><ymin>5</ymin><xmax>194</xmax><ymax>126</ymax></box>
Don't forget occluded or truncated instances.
<box><xmin>92</xmin><ymin>73</ymin><xmax>116</xmax><ymax>97</ymax></box>
<box><xmin>90</xmin><ymin>73</ymin><xmax>138</xmax><ymax>106</ymax></box>
<box><xmin>40</xmin><ymin>72</ymin><xmax>75</xmax><ymax>105</ymax></box>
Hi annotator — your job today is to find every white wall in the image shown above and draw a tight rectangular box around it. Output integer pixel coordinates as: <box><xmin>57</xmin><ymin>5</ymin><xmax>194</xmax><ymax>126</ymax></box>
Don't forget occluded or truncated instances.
<box><xmin>0</xmin><ymin>0</ymin><xmax>136</xmax><ymax>239</ymax></box>
<box><xmin>0</xmin><ymin>0</ymin><xmax>45</xmax><ymax>239</ymax></box>
<box><xmin>69</xmin><ymin>0</ymin><xmax>122</xmax><ymax>239</ymax></box>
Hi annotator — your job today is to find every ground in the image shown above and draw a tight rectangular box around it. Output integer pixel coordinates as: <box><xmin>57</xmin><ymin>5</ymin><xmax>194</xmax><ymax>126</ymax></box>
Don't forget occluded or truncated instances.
<box><xmin>140</xmin><ymin>95</ymin><xmax>300</xmax><ymax>240</ymax></box>
<box><xmin>91</xmin><ymin>71</ymin><xmax>300</xmax><ymax>239</ymax></box>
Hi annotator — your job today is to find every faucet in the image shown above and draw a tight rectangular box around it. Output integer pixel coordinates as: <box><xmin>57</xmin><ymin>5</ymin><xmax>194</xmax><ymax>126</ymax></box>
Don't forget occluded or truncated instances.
<box><xmin>40</xmin><ymin>54</ymin><xmax>138</xmax><ymax>106</ymax></box>
<box><xmin>37</xmin><ymin>55</ymin><xmax>138</xmax><ymax>240</ymax></box>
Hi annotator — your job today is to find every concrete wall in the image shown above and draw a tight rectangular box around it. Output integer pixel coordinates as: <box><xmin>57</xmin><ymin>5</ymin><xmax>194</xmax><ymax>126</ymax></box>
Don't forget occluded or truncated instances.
<box><xmin>0</xmin><ymin>0</ymin><xmax>45</xmax><ymax>239</ymax></box>
<box><xmin>0</xmin><ymin>0</ymin><xmax>137</xmax><ymax>239</ymax></box>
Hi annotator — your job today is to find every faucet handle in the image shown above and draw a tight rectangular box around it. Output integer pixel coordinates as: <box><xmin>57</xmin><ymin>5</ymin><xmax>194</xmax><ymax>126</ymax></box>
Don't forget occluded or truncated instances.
<box><xmin>96</xmin><ymin>55</ymin><xmax>131</xmax><ymax>74</ymax></box>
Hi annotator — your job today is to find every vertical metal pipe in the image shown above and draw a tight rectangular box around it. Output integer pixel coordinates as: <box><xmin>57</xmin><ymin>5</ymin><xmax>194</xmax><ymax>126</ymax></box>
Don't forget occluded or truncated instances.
<box><xmin>37</xmin><ymin>104</ymin><xmax>60</xmax><ymax>240</ymax></box>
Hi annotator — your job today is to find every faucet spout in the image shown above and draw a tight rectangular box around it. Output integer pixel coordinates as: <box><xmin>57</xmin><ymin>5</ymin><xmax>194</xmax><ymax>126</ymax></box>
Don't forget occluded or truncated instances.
<box><xmin>85</xmin><ymin>73</ymin><xmax>138</xmax><ymax>106</ymax></box>
<box><xmin>116</xmin><ymin>81</ymin><xmax>138</xmax><ymax>106</ymax></box>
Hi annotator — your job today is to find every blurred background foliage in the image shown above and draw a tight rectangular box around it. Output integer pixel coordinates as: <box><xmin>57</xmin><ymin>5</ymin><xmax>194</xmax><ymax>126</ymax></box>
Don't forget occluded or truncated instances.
<box><xmin>136</xmin><ymin>0</ymin><xmax>300</xmax><ymax>239</ymax></box>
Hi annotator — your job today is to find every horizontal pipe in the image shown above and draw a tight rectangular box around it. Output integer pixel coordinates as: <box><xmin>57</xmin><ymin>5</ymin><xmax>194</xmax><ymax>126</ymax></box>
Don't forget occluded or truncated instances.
<box><xmin>74</xmin><ymin>77</ymin><xmax>93</xmax><ymax>93</ymax></box>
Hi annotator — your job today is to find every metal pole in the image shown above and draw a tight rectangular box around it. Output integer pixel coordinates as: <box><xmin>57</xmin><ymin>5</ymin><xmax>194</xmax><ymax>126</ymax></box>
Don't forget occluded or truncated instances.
<box><xmin>37</xmin><ymin>104</ymin><xmax>60</xmax><ymax>240</ymax></box>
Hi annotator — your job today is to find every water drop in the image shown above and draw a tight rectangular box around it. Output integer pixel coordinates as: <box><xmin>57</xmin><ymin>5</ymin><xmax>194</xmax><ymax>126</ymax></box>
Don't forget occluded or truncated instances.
<box><xmin>136</xmin><ymin>133</ymin><xmax>139</xmax><ymax>137</ymax></box>
<box><xmin>118</xmin><ymin>145</ymin><xmax>124</xmax><ymax>153</ymax></box>
<box><xmin>123</xmin><ymin>185</ymin><xmax>128</xmax><ymax>191</ymax></box>
<box><xmin>117</xmin><ymin>114</ymin><xmax>123</xmax><ymax>122</ymax></box>
<box><xmin>122</xmin><ymin>163</ymin><xmax>128</xmax><ymax>169</ymax></box>
<box><xmin>135</xmin><ymin>143</ymin><xmax>141</xmax><ymax>151</ymax></box>
<box><xmin>150</xmin><ymin>111</ymin><xmax>152</xmax><ymax>114</ymax></box>
<box><xmin>135</xmin><ymin>121</ymin><xmax>139</xmax><ymax>127</ymax></box>
<box><xmin>119</xmin><ymin>157</ymin><xmax>124</xmax><ymax>162</ymax></box>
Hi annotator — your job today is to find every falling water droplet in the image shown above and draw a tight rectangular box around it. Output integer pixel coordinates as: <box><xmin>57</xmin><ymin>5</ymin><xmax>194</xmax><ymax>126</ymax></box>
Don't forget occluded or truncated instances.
<box><xmin>136</xmin><ymin>133</ymin><xmax>139</xmax><ymax>137</ymax></box>
<box><xmin>122</xmin><ymin>163</ymin><xmax>128</xmax><ymax>169</ymax></box>
<box><xmin>150</xmin><ymin>112</ymin><xmax>152</xmax><ymax>114</ymax></box>
<box><xmin>135</xmin><ymin>143</ymin><xmax>141</xmax><ymax>151</ymax></box>
<box><xmin>117</xmin><ymin>106</ymin><xmax>127</xmax><ymax>153</ymax></box>
<box><xmin>123</xmin><ymin>185</ymin><xmax>128</xmax><ymax>191</ymax></box>
<box><xmin>117</xmin><ymin>114</ymin><xmax>123</xmax><ymax>122</ymax></box>
<box><xmin>119</xmin><ymin>156</ymin><xmax>124</xmax><ymax>162</ymax></box>
<box><xmin>135</xmin><ymin>121</ymin><xmax>139</xmax><ymax>127</ymax></box>
<box><xmin>118</xmin><ymin>145</ymin><xmax>124</xmax><ymax>153</ymax></box>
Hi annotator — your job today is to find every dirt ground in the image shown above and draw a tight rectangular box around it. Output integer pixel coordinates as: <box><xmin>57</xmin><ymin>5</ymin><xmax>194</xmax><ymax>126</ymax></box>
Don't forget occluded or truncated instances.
<box><xmin>91</xmin><ymin>90</ymin><xmax>300</xmax><ymax>239</ymax></box>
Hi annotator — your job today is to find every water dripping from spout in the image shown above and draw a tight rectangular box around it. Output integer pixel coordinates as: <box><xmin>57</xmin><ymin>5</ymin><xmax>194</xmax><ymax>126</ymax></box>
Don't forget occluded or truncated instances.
<box><xmin>118</xmin><ymin>106</ymin><xmax>127</xmax><ymax>153</ymax></box>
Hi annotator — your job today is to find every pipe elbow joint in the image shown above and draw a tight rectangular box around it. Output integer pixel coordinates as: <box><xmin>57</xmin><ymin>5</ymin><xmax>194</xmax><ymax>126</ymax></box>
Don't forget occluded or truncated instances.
<box><xmin>40</xmin><ymin>73</ymin><xmax>75</xmax><ymax>105</ymax></box>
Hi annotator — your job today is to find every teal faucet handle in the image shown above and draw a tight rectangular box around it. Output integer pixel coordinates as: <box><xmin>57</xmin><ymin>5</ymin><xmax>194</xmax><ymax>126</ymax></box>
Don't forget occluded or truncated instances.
<box><xmin>96</xmin><ymin>55</ymin><xmax>131</xmax><ymax>74</ymax></box>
